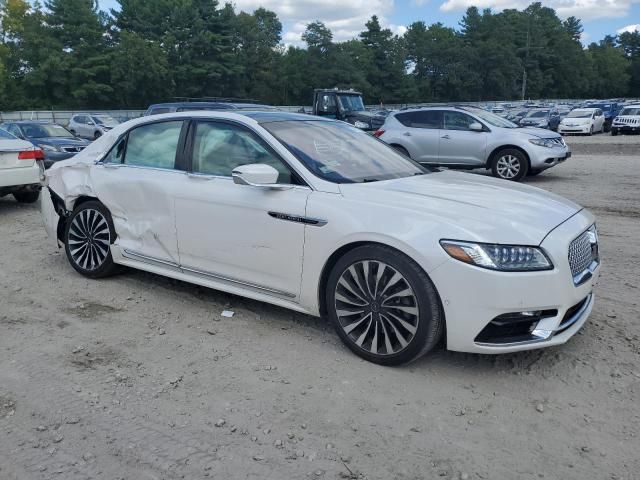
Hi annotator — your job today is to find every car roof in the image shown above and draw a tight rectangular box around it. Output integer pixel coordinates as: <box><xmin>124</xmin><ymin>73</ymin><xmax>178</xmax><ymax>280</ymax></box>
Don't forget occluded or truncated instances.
<box><xmin>241</xmin><ymin>111</ymin><xmax>332</xmax><ymax>123</ymax></box>
<box><xmin>146</xmin><ymin>102</ymin><xmax>277</xmax><ymax>110</ymax></box>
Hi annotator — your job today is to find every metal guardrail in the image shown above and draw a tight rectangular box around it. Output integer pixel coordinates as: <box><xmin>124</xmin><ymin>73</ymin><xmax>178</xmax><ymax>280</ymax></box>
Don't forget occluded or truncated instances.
<box><xmin>0</xmin><ymin>110</ymin><xmax>146</xmax><ymax>124</ymax></box>
<box><xmin>2</xmin><ymin>99</ymin><xmax>637</xmax><ymax>126</ymax></box>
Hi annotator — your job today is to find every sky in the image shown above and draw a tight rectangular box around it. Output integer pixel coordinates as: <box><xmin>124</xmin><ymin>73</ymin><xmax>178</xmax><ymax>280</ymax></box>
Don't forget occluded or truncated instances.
<box><xmin>99</xmin><ymin>0</ymin><xmax>640</xmax><ymax>46</ymax></box>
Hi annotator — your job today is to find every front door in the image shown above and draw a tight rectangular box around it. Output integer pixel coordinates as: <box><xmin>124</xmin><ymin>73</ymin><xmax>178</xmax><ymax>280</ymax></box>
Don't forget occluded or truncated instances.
<box><xmin>438</xmin><ymin>111</ymin><xmax>487</xmax><ymax>165</ymax></box>
<box><xmin>174</xmin><ymin>120</ymin><xmax>310</xmax><ymax>299</ymax></box>
<box><xmin>393</xmin><ymin>110</ymin><xmax>442</xmax><ymax>164</ymax></box>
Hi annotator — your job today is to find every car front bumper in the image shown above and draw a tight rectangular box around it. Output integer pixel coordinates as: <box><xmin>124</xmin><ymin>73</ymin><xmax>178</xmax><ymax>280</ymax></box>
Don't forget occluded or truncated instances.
<box><xmin>429</xmin><ymin>211</ymin><xmax>599</xmax><ymax>354</ymax></box>
<box><xmin>528</xmin><ymin>144</ymin><xmax>571</xmax><ymax>170</ymax></box>
<box><xmin>612</xmin><ymin>125</ymin><xmax>640</xmax><ymax>133</ymax></box>
<box><xmin>558</xmin><ymin>124</ymin><xmax>591</xmax><ymax>134</ymax></box>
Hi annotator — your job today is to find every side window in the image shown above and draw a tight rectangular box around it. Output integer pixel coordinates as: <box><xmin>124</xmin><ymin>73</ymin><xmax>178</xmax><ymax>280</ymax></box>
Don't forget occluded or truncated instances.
<box><xmin>76</xmin><ymin>116</ymin><xmax>87</xmax><ymax>124</ymax></box>
<box><xmin>443</xmin><ymin>111</ymin><xmax>475</xmax><ymax>131</ymax></box>
<box><xmin>124</xmin><ymin>121</ymin><xmax>183</xmax><ymax>169</ymax></box>
<box><xmin>102</xmin><ymin>137</ymin><xmax>126</xmax><ymax>164</ymax></box>
<box><xmin>191</xmin><ymin>122</ymin><xmax>293</xmax><ymax>184</ymax></box>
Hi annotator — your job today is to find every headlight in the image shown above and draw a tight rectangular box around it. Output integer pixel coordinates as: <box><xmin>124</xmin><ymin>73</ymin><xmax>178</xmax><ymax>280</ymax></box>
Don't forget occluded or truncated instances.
<box><xmin>38</xmin><ymin>144</ymin><xmax>60</xmax><ymax>152</ymax></box>
<box><xmin>528</xmin><ymin>138</ymin><xmax>556</xmax><ymax>148</ymax></box>
<box><xmin>440</xmin><ymin>240</ymin><xmax>553</xmax><ymax>271</ymax></box>
<box><xmin>353</xmin><ymin>120</ymin><xmax>370</xmax><ymax>129</ymax></box>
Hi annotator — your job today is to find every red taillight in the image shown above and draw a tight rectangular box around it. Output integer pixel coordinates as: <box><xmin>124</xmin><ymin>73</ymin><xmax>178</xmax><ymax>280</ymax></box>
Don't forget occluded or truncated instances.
<box><xmin>18</xmin><ymin>149</ymin><xmax>45</xmax><ymax>160</ymax></box>
<box><xmin>373</xmin><ymin>129</ymin><xmax>385</xmax><ymax>138</ymax></box>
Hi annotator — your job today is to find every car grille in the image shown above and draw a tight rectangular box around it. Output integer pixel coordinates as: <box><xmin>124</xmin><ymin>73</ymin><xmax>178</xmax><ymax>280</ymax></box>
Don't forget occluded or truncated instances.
<box><xmin>62</xmin><ymin>146</ymin><xmax>85</xmax><ymax>153</ymax></box>
<box><xmin>568</xmin><ymin>226</ymin><xmax>598</xmax><ymax>284</ymax></box>
<box><xmin>613</xmin><ymin>117</ymin><xmax>639</xmax><ymax>126</ymax></box>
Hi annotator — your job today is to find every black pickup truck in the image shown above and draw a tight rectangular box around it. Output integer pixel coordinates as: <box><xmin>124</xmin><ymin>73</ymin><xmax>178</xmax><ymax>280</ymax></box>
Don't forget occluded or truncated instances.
<box><xmin>310</xmin><ymin>89</ymin><xmax>386</xmax><ymax>131</ymax></box>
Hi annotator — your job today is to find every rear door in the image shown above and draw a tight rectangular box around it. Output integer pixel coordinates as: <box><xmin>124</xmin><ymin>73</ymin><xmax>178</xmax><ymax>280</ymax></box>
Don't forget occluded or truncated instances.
<box><xmin>92</xmin><ymin>119</ymin><xmax>186</xmax><ymax>264</ymax></box>
<box><xmin>392</xmin><ymin>111</ymin><xmax>442</xmax><ymax>163</ymax></box>
<box><xmin>438</xmin><ymin>111</ymin><xmax>488</xmax><ymax>166</ymax></box>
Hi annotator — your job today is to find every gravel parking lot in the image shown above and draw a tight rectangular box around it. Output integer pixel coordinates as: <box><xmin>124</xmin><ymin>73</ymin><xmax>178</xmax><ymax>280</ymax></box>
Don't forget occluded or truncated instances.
<box><xmin>0</xmin><ymin>133</ymin><xmax>638</xmax><ymax>480</ymax></box>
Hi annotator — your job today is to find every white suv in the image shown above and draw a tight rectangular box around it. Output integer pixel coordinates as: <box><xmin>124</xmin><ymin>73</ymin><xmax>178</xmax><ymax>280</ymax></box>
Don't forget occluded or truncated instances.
<box><xmin>68</xmin><ymin>114</ymin><xmax>120</xmax><ymax>140</ymax></box>
<box><xmin>611</xmin><ymin>104</ymin><xmax>640</xmax><ymax>136</ymax></box>
<box><xmin>376</xmin><ymin>106</ymin><xmax>571</xmax><ymax>181</ymax></box>
<box><xmin>0</xmin><ymin>128</ymin><xmax>45</xmax><ymax>203</ymax></box>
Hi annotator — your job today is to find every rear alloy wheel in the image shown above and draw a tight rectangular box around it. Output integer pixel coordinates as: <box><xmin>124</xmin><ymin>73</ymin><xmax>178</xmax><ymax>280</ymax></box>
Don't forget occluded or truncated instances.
<box><xmin>588</xmin><ymin>125</ymin><xmax>594</xmax><ymax>136</ymax></box>
<box><xmin>491</xmin><ymin>149</ymin><xmax>528</xmax><ymax>181</ymax></box>
<box><xmin>64</xmin><ymin>201</ymin><xmax>121</xmax><ymax>278</ymax></box>
<box><xmin>326</xmin><ymin>245</ymin><xmax>443</xmax><ymax>365</ymax></box>
<box><xmin>13</xmin><ymin>190</ymin><xmax>40</xmax><ymax>203</ymax></box>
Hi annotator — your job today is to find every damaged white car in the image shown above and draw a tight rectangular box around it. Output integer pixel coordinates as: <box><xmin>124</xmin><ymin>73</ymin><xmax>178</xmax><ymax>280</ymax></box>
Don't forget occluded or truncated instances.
<box><xmin>42</xmin><ymin>112</ymin><xmax>600</xmax><ymax>365</ymax></box>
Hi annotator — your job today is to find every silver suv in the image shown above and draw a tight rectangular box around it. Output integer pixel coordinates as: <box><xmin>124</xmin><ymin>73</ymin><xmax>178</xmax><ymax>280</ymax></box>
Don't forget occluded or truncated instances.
<box><xmin>68</xmin><ymin>114</ymin><xmax>120</xmax><ymax>140</ymax></box>
<box><xmin>376</xmin><ymin>106</ymin><xmax>571</xmax><ymax>181</ymax></box>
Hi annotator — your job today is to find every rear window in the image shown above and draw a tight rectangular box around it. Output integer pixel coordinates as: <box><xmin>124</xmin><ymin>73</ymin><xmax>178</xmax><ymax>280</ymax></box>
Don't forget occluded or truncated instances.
<box><xmin>148</xmin><ymin>107</ymin><xmax>171</xmax><ymax>115</ymax></box>
<box><xmin>0</xmin><ymin>128</ymin><xmax>16</xmax><ymax>139</ymax></box>
<box><xmin>395</xmin><ymin>111</ymin><xmax>442</xmax><ymax>129</ymax></box>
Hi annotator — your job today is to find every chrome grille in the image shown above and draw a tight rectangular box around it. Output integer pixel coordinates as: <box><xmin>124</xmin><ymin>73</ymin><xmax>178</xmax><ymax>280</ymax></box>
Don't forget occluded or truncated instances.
<box><xmin>568</xmin><ymin>226</ymin><xmax>598</xmax><ymax>284</ymax></box>
<box><xmin>62</xmin><ymin>146</ymin><xmax>85</xmax><ymax>153</ymax></box>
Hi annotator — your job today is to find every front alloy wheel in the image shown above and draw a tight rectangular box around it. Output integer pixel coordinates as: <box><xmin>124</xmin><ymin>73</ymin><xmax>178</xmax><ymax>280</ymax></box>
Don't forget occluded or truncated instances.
<box><xmin>326</xmin><ymin>245</ymin><xmax>443</xmax><ymax>365</ymax></box>
<box><xmin>492</xmin><ymin>148</ymin><xmax>528</xmax><ymax>181</ymax></box>
<box><xmin>64</xmin><ymin>201</ymin><xmax>121</xmax><ymax>278</ymax></box>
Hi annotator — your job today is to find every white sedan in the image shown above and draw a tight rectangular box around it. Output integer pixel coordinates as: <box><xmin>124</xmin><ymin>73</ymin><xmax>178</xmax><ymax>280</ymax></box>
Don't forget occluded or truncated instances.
<box><xmin>558</xmin><ymin>108</ymin><xmax>605</xmax><ymax>135</ymax></box>
<box><xmin>41</xmin><ymin>112</ymin><xmax>600</xmax><ymax>365</ymax></box>
<box><xmin>0</xmin><ymin>128</ymin><xmax>45</xmax><ymax>203</ymax></box>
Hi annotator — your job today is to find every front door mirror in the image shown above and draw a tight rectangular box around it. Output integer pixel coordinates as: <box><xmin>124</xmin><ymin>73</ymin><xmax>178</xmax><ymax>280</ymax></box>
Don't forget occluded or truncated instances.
<box><xmin>469</xmin><ymin>122</ymin><xmax>484</xmax><ymax>132</ymax></box>
<box><xmin>232</xmin><ymin>164</ymin><xmax>291</xmax><ymax>190</ymax></box>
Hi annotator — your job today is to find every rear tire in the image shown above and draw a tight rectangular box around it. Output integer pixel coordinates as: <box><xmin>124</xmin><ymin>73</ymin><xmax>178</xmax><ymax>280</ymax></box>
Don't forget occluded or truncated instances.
<box><xmin>13</xmin><ymin>191</ymin><xmax>40</xmax><ymax>203</ymax></box>
<box><xmin>325</xmin><ymin>245</ymin><xmax>444</xmax><ymax>366</ymax></box>
<box><xmin>392</xmin><ymin>145</ymin><xmax>410</xmax><ymax>158</ymax></box>
<box><xmin>64</xmin><ymin>200</ymin><xmax>122</xmax><ymax>279</ymax></box>
<box><xmin>588</xmin><ymin>125</ymin><xmax>594</xmax><ymax>136</ymax></box>
<box><xmin>491</xmin><ymin>148</ymin><xmax>528</xmax><ymax>181</ymax></box>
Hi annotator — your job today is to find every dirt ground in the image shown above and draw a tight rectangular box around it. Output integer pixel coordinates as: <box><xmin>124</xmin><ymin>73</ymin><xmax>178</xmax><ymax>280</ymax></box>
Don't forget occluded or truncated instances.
<box><xmin>0</xmin><ymin>133</ymin><xmax>638</xmax><ymax>480</ymax></box>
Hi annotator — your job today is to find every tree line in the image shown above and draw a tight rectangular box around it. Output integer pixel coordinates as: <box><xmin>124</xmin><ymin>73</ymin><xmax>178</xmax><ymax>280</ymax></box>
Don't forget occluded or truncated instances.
<box><xmin>0</xmin><ymin>0</ymin><xmax>638</xmax><ymax>110</ymax></box>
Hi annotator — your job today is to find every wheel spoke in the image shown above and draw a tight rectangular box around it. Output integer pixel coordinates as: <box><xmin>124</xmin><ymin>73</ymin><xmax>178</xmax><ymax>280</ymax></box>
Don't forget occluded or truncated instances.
<box><xmin>334</xmin><ymin>260</ymin><xmax>419</xmax><ymax>356</ymax></box>
<box><xmin>68</xmin><ymin>208</ymin><xmax>110</xmax><ymax>271</ymax></box>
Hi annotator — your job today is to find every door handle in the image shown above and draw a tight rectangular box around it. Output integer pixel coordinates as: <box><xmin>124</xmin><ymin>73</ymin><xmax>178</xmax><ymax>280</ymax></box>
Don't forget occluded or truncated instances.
<box><xmin>441</xmin><ymin>134</ymin><xmax>451</xmax><ymax>139</ymax></box>
<box><xmin>403</xmin><ymin>132</ymin><xmax>411</xmax><ymax>136</ymax></box>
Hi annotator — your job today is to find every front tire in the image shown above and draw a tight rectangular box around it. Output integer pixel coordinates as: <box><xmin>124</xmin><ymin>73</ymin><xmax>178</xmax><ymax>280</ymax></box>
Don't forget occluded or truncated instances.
<box><xmin>611</xmin><ymin>129</ymin><xmax>618</xmax><ymax>136</ymax></box>
<box><xmin>64</xmin><ymin>201</ymin><xmax>121</xmax><ymax>278</ymax></box>
<box><xmin>326</xmin><ymin>245</ymin><xmax>444</xmax><ymax>366</ymax></box>
<box><xmin>94</xmin><ymin>131</ymin><xmax>102</xmax><ymax>140</ymax></box>
<box><xmin>491</xmin><ymin>149</ymin><xmax>528</xmax><ymax>181</ymax></box>
<box><xmin>13</xmin><ymin>190</ymin><xmax>40</xmax><ymax>203</ymax></box>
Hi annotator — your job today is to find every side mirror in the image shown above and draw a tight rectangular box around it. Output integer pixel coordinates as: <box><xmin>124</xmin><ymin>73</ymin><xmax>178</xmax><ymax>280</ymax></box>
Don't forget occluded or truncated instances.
<box><xmin>232</xmin><ymin>164</ymin><xmax>291</xmax><ymax>190</ymax></box>
<box><xmin>469</xmin><ymin>122</ymin><xmax>484</xmax><ymax>132</ymax></box>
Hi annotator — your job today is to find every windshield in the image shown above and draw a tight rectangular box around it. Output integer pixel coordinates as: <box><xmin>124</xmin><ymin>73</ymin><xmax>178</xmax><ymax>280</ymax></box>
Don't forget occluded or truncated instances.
<box><xmin>0</xmin><ymin>128</ymin><xmax>16</xmax><ymax>139</ymax></box>
<box><xmin>465</xmin><ymin>108</ymin><xmax>518</xmax><ymax>128</ymax></box>
<box><xmin>337</xmin><ymin>95</ymin><xmax>365</xmax><ymax>113</ymax></box>
<box><xmin>620</xmin><ymin>107</ymin><xmax>640</xmax><ymax>116</ymax></box>
<box><xmin>263</xmin><ymin>120</ymin><xmax>427</xmax><ymax>183</ymax></box>
<box><xmin>527</xmin><ymin>110</ymin><xmax>549</xmax><ymax>118</ymax></box>
<box><xmin>567</xmin><ymin>110</ymin><xmax>593</xmax><ymax>118</ymax></box>
<box><xmin>93</xmin><ymin>115</ymin><xmax>119</xmax><ymax>127</ymax></box>
<box><xmin>21</xmin><ymin>123</ymin><xmax>74</xmax><ymax>138</ymax></box>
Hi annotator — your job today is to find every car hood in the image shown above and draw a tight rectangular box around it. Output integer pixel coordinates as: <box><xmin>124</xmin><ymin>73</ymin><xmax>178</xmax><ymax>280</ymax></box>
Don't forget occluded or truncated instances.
<box><xmin>339</xmin><ymin>171</ymin><xmax>581</xmax><ymax>245</ymax></box>
<box><xmin>31</xmin><ymin>137</ymin><xmax>89</xmax><ymax>146</ymax></box>
<box><xmin>515</xmin><ymin>127</ymin><xmax>561</xmax><ymax>138</ymax></box>
<box><xmin>344</xmin><ymin>111</ymin><xmax>386</xmax><ymax>129</ymax></box>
